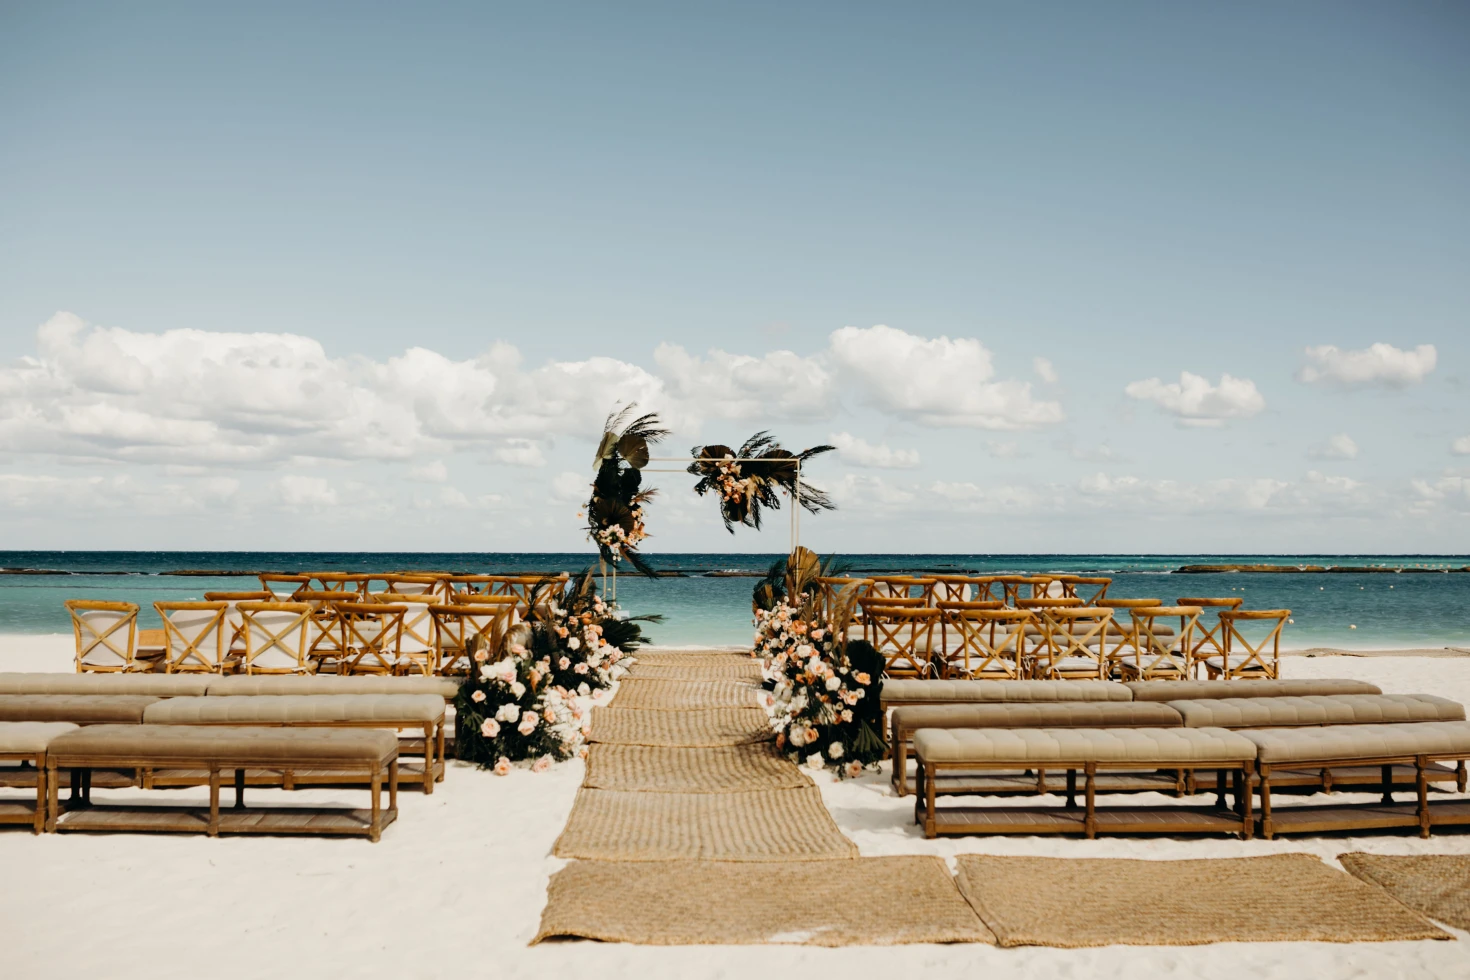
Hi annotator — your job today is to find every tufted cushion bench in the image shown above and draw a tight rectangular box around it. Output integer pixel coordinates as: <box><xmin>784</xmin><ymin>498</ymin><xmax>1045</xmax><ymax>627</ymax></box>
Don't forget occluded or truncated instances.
<box><xmin>205</xmin><ymin>675</ymin><xmax>460</xmax><ymax>698</ymax></box>
<box><xmin>0</xmin><ymin>722</ymin><xmax>79</xmax><ymax>833</ymax></box>
<box><xmin>0</xmin><ymin>673</ymin><xmax>212</xmax><ymax>697</ymax></box>
<box><xmin>1240</xmin><ymin>722</ymin><xmax>1470</xmax><ymax>839</ymax></box>
<box><xmin>881</xmin><ymin>679</ymin><xmax>1132</xmax><ymax>712</ymax></box>
<box><xmin>888</xmin><ymin>701</ymin><xmax>1184</xmax><ymax>796</ymax></box>
<box><xmin>1169</xmin><ymin>694</ymin><xmax>1464</xmax><ymax>729</ymax></box>
<box><xmin>912</xmin><ymin>726</ymin><xmax>1257</xmax><ymax>840</ymax></box>
<box><xmin>0</xmin><ymin>694</ymin><xmax>160</xmax><ymax>725</ymax></box>
<box><xmin>142</xmin><ymin>694</ymin><xmax>446</xmax><ymax>794</ymax></box>
<box><xmin>1125</xmin><ymin>678</ymin><xmax>1380</xmax><ymax>701</ymax></box>
<box><xmin>45</xmin><ymin>725</ymin><xmax>399</xmax><ymax>841</ymax></box>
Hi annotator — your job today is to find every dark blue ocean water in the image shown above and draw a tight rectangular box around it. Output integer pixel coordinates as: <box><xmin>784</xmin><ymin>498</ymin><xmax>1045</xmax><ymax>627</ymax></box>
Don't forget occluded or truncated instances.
<box><xmin>3</xmin><ymin>551</ymin><xmax>1468</xmax><ymax>649</ymax></box>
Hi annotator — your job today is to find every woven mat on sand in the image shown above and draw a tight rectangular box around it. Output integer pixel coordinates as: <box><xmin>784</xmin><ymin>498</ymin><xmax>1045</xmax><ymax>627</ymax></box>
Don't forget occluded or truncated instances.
<box><xmin>1339</xmin><ymin>852</ymin><xmax>1470</xmax><ymax>932</ymax></box>
<box><xmin>612</xmin><ymin>677</ymin><xmax>760</xmax><ymax>710</ymax></box>
<box><xmin>534</xmin><ymin>856</ymin><xmax>993</xmax><ymax>946</ymax></box>
<box><xmin>626</xmin><ymin>662</ymin><xmax>763</xmax><ymax>680</ymax></box>
<box><xmin>628</xmin><ymin>652</ymin><xmax>753</xmax><ymax>667</ymax></box>
<box><xmin>584</xmin><ymin>743</ymin><xmax>810</xmax><ymax>793</ymax></box>
<box><xmin>955</xmin><ymin>853</ymin><xmax>1450</xmax><ymax>947</ymax></box>
<box><xmin>589</xmin><ymin>706</ymin><xmax>771</xmax><ymax>747</ymax></box>
<box><xmin>553</xmin><ymin>786</ymin><xmax>858</xmax><ymax>861</ymax></box>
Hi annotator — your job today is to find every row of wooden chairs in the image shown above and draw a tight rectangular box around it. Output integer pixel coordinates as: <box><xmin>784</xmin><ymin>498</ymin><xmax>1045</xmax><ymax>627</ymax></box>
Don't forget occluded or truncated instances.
<box><xmin>822</xmin><ymin>573</ymin><xmax>1114</xmax><ymax>609</ymax></box>
<box><xmin>257</xmin><ymin>572</ymin><xmax>568</xmax><ymax>609</ymax></box>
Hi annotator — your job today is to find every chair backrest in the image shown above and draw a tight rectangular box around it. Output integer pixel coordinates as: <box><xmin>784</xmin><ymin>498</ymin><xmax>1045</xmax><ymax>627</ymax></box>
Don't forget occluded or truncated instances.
<box><xmin>430</xmin><ymin>601</ymin><xmax>519</xmax><ymax>675</ymax></box>
<box><xmin>1219</xmin><ymin>609</ymin><xmax>1290</xmax><ymax>678</ymax></box>
<box><xmin>814</xmin><ymin>577</ymin><xmax>872</xmax><ymax>622</ymax></box>
<box><xmin>1032</xmin><ymin>606</ymin><xmax>1113</xmax><ymax>679</ymax></box>
<box><xmin>1016</xmin><ymin>597</ymin><xmax>1084</xmax><ymax>610</ymax></box>
<box><xmin>335</xmin><ymin>602</ymin><xmax>406</xmax><ymax>674</ymax></box>
<box><xmin>203</xmin><ymin>591</ymin><xmax>273</xmax><ymax>649</ymax></box>
<box><xmin>867</xmin><ymin>576</ymin><xmax>937</xmax><ymax>602</ymax></box>
<box><xmin>1178</xmin><ymin>597</ymin><xmax>1245</xmax><ymax>657</ymax></box>
<box><xmin>1128</xmin><ymin>605</ymin><xmax>1200</xmax><ymax>677</ymax></box>
<box><xmin>258</xmin><ymin>574</ymin><xmax>311</xmax><ymax>599</ymax></box>
<box><xmin>993</xmin><ymin>576</ymin><xmax>1046</xmax><ymax>606</ymax></box>
<box><xmin>307</xmin><ymin>572</ymin><xmax>368</xmax><ymax>595</ymax></box>
<box><xmin>384</xmin><ymin>574</ymin><xmax>452</xmax><ymax>601</ymax></box>
<box><xmin>154</xmin><ymin>601</ymin><xmax>229</xmax><ymax>673</ymax></box>
<box><xmin>372</xmin><ymin>593</ymin><xmax>437</xmax><ymax>674</ymax></box>
<box><xmin>935</xmin><ymin>602</ymin><xmax>1026</xmax><ymax>679</ymax></box>
<box><xmin>1056</xmin><ymin>575</ymin><xmax>1112</xmax><ymax>603</ymax></box>
<box><xmin>66</xmin><ymin>600</ymin><xmax>139</xmax><ymax>672</ymax></box>
<box><xmin>237</xmin><ymin>601</ymin><xmax>313</xmax><ymax>673</ymax></box>
<box><xmin>861</xmin><ymin>603</ymin><xmax>941</xmax><ymax>677</ymax></box>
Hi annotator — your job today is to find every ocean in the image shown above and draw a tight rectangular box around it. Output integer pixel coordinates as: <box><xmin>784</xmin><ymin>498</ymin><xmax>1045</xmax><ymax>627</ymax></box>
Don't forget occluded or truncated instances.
<box><xmin>4</xmin><ymin>551</ymin><xmax>1468</xmax><ymax>651</ymax></box>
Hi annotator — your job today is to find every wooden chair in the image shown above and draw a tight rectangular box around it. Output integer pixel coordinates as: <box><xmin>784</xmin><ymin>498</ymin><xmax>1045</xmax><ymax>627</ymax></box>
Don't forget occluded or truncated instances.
<box><xmin>294</xmin><ymin>590</ymin><xmax>353</xmax><ymax>672</ymax></box>
<box><xmin>1055</xmin><ymin>575</ymin><xmax>1112</xmax><ymax>603</ymax></box>
<box><xmin>307</xmin><ymin>572</ymin><xmax>369</xmax><ymax>596</ymax></box>
<box><xmin>1178</xmin><ymin>597</ymin><xmax>1245</xmax><ymax>667</ymax></box>
<box><xmin>929</xmin><ymin>575</ymin><xmax>977</xmax><ymax>603</ymax></box>
<box><xmin>859</xmin><ymin>600</ymin><xmax>940</xmax><ymax>677</ymax></box>
<box><xmin>430</xmin><ymin>600</ymin><xmax>519</xmax><ymax>675</ymax></box>
<box><xmin>1205</xmin><ymin>609</ymin><xmax>1290</xmax><ymax>680</ymax></box>
<box><xmin>965</xmin><ymin>576</ymin><xmax>1006</xmax><ymax>603</ymax></box>
<box><xmin>203</xmin><ymin>591</ymin><xmax>273</xmax><ymax>657</ymax></box>
<box><xmin>371</xmin><ymin>593</ymin><xmax>437</xmax><ymax>675</ymax></box>
<box><xmin>154</xmin><ymin>601</ymin><xmax>230</xmax><ymax>673</ymax></box>
<box><xmin>936</xmin><ymin>603</ymin><xmax>1029</xmax><ymax>679</ymax></box>
<box><xmin>994</xmin><ymin>576</ymin><xmax>1048</xmax><ymax>606</ymax></box>
<box><xmin>384</xmin><ymin>574</ymin><xmax>453</xmax><ymax>602</ymax></box>
<box><xmin>1031</xmin><ymin>606</ymin><xmax>1114</xmax><ymax>680</ymax></box>
<box><xmin>336</xmin><ymin>602</ymin><xmax>406</xmax><ymax>675</ymax></box>
<box><xmin>815</xmin><ymin>577</ymin><xmax>872</xmax><ymax>637</ymax></box>
<box><xmin>237</xmin><ymin>602</ymin><xmax>314</xmax><ymax>674</ymax></box>
<box><xmin>1119</xmin><ymin>606</ymin><xmax>1201</xmax><ymax>681</ymax></box>
<box><xmin>258</xmin><ymin>574</ymin><xmax>311</xmax><ymax>600</ymax></box>
<box><xmin>65</xmin><ymin>600</ymin><xmax>141</xmax><ymax>673</ymax></box>
<box><xmin>445</xmin><ymin>574</ymin><xmax>495</xmax><ymax>599</ymax></box>
<box><xmin>867</xmin><ymin>576</ymin><xmax>937</xmax><ymax>603</ymax></box>
<box><xmin>1096</xmin><ymin>598</ymin><xmax>1165</xmax><ymax>677</ymax></box>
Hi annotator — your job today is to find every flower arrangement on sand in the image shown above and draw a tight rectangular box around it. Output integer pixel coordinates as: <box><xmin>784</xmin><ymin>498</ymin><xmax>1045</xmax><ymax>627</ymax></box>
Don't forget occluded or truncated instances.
<box><xmin>688</xmin><ymin>432</ymin><xmax>836</xmax><ymax>532</ymax></box>
<box><xmin>454</xmin><ymin>569</ymin><xmax>661</xmax><ymax>773</ymax></box>
<box><xmin>751</xmin><ymin>548</ymin><xmax>886</xmax><ymax>777</ymax></box>
<box><xmin>583</xmin><ymin>405</ymin><xmax>667</xmax><ymax>577</ymax></box>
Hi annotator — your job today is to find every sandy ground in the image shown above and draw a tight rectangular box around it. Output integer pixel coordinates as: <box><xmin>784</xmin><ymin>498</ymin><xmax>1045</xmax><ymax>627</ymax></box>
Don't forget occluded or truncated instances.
<box><xmin>3</xmin><ymin>635</ymin><xmax>1470</xmax><ymax>979</ymax></box>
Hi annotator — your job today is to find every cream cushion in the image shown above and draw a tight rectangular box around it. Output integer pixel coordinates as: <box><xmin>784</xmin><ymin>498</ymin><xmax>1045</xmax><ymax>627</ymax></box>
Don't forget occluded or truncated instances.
<box><xmin>1126</xmin><ymin>679</ymin><xmax>1380</xmax><ymax>701</ymax></box>
<box><xmin>1170</xmin><ymin>694</ymin><xmax>1465</xmax><ymax>729</ymax></box>
<box><xmin>892</xmin><ymin>702</ymin><xmax>1182</xmax><ymax>736</ymax></box>
<box><xmin>0</xmin><ymin>673</ymin><xmax>212</xmax><ymax>697</ymax></box>
<box><xmin>882</xmin><ymin>679</ymin><xmax>1131</xmax><ymax>705</ymax></box>
<box><xmin>913</xmin><ymin>727</ymin><xmax>1256</xmax><ymax>766</ymax></box>
<box><xmin>206</xmin><ymin>675</ymin><xmax>459</xmax><ymax>698</ymax></box>
<box><xmin>46</xmin><ymin>724</ymin><xmax>399</xmax><ymax>766</ymax></box>
<box><xmin>1243</xmin><ymin>721</ymin><xmax>1470</xmax><ymax>765</ymax></box>
<box><xmin>144</xmin><ymin>694</ymin><xmax>444</xmax><ymax>725</ymax></box>
<box><xmin>0</xmin><ymin>721</ymin><xmax>79</xmax><ymax>754</ymax></box>
<box><xmin>0</xmin><ymin>694</ymin><xmax>159</xmax><ymax>724</ymax></box>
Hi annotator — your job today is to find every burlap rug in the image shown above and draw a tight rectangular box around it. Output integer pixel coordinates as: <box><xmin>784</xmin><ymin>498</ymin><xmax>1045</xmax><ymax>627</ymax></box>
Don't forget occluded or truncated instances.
<box><xmin>1339</xmin><ymin>852</ymin><xmax>1470</xmax><ymax>932</ymax></box>
<box><xmin>626</xmin><ymin>662</ymin><xmax>764</xmax><ymax>680</ymax></box>
<box><xmin>611</xmin><ymin>677</ymin><xmax>759</xmax><ymax>710</ymax></box>
<box><xmin>588</xmin><ymin>706</ymin><xmax>771</xmax><ymax>747</ymax></box>
<box><xmin>553</xmin><ymin>786</ymin><xmax>858</xmax><ymax>861</ymax></box>
<box><xmin>955</xmin><ymin>853</ymin><xmax>1449</xmax><ymax>947</ymax></box>
<box><xmin>534</xmin><ymin>856</ymin><xmax>994</xmax><ymax>945</ymax></box>
<box><xmin>584</xmin><ymin>743</ymin><xmax>811</xmax><ymax>793</ymax></box>
<box><xmin>628</xmin><ymin>651</ymin><xmax>754</xmax><ymax>667</ymax></box>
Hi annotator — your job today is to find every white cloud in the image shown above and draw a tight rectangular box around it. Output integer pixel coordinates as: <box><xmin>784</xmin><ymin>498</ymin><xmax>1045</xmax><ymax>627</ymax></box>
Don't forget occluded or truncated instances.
<box><xmin>1033</xmin><ymin>357</ymin><xmax>1058</xmax><ymax>384</ymax></box>
<box><xmin>1452</xmin><ymin>435</ymin><xmax>1470</xmax><ymax>456</ymax></box>
<box><xmin>654</xmin><ymin>344</ymin><xmax>834</xmax><ymax>421</ymax></box>
<box><xmin>829</xmin><ymin>325</ymin><xmax>1064</xmax><ymax>430</ymax></box>
<box><xmin>550</xmin><ymin>471</ymin><xmax>589</xmax><ymax>503</ymax></box>
<box><xmin>1297</xmin><ymin>343</ymin><xmax>1437</xmax><ymax>388</ymax></box>
<box><xmin>276</xmin><ymin>474</ymin><xmax>338</xmax><ymax>510</ymax></box>
<box><xmin>490</xmin><ymin>440</ymin><xmax>546</xmax><ymax>468</ymax></box>
<box><xmin>928</xmin><ymin>480</ymin><xmax>1054</xmax><ymax>513</ymax></box>
<box><xmin>985</xmin><ymin>440</ymin><xmax>1026</xmax><ymax>459</ymax></box>
<box><xmin>1123</xmin><ymin>371</ymin><xmax>1265</xmax><ymax>427</ymax></box>
<box><xmin>1308</xmin><ymin>433</ymin><xmax>1359</xmax><ymax>460</ymax></box>
<box><xmin>829</xmin><ymin>432</ymin><xmax>919</xmax><ymax>469</ymax></box>
<box><xmin>409</xmin><ymin>460</ymin><xmax>449</xmax><ymax>482</ymax></box>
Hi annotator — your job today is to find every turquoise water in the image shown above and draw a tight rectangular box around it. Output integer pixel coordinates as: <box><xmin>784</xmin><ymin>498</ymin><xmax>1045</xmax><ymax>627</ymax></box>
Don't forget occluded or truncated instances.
<box><xmin>3</xmin><ymin>551</ymin><xmax>1468</xmax><ymax>650</ymax></box>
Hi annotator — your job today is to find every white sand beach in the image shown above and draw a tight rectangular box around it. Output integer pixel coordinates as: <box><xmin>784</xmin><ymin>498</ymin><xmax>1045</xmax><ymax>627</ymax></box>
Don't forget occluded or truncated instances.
<box><xmin>3</xmin><ymin>635</ymin><xmax>1470</xmax><ymax>979</ymax></box>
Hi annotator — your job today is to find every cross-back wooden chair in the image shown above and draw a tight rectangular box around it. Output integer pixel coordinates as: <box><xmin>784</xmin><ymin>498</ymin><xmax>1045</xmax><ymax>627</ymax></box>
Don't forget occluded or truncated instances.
<box><xmin>963</xmin><ymin>577</ymin><xmax>1006</xmax><ymax>603</ymax></box>
<box><xmin>1096</xmin><ymin>598</ymin><xmax>1166</xmax><ymax>676</ymax></box>
<box><xmin>1178</xmin><ymin>597</ymin><xmax>1245</xmax><ymax>666</ymax></box>
<box><xmin>1206</xmin><ymin>609</ymin><xmax>1290</xmax><ymax>680</ymax></box>
<box><xmin>1032</xmin><ymin>606</ymin><xmax>1114</xmax><ymax>680</ymax></box>
<box><xmin>993</xmin><ymin>576</ymin><xmax>1042</xmax><ymax>606</ymax></box>
<box><xmin>154</xmin><ymin>601</ymin><xmax>230</xmax><ymax>673</ymax></box>
<box><xmin>237</xmin><ymin>601</ymin><xmax>314</xmax><ymax>674</ymax></box>
<box><xmin>335</xmin><ymin>602</ymin><xmax>406</xmax><ymax>675</ymax></box>
<box><xmin>859</xmin><ymin>600</ymin><xmax>940</xmax><ymax>677</ymax></box>
<box><xmin>928</xmin><ymin>575</ymin><xmax>976</xmax><ymax>603</ymax></box>
<box><xmin>65</xmin><ymin>600</ymin><xmax>140</xmax><ymax>673</ymax></box>
<box><xmin>308</xmin><ymin>572</ymin><xmax>369</xmax><ymax>596</ymax></box>
<box><xmin>258</xmin><ymin>574</ymin><xmax>311</xmax><ymax>599</ymax></box>
<box><xmin>867</xmin><ymin>576</ymin><xmax>937</xmax><ymax>603</ymax></box>
<box><xmin>446</xmin><ymin>574</ymin><xmax>496</xmax><ymax>600</ymax></box>
<box><xmin>371</xmin><ymin>592</ymin><xmax>437</xmax><ymax>675</ymax></box>
<box><xmin>203</xmin><ymin>591</ymin><xmax>273</xmax><ymax>657</ymax></box>
<box><xmin>294</xmin><ymin>590</ymin><xmax>353</xmax><ymax>672</ymax></box>
<box><xmin>1055</xmin><ymin>575</ymin><xmax>1113</xmax><ymax>604</ymax></box>
<box><xmin>815</xmin><ymin>577</ymin><xmax>872</xmax><ymax>637</ymax></box>
<box><xmin>384</xmin><ymin>574</ymin><xmax>453</xmax><ymax>602</ymax></box>
<box><xmin>936</xmin><ymin>602</ymin><xmax>1029</xmax><ymax>679</ymax></box>
<box><xmin>430</xmin><ymin>599</ymin><xmax>519</xmax><ymax>675</ymax></box>
<box><xmin>1120</xmin><ymin>605</ymin><xmax>1201</xmax><ymax>681</ymax></box>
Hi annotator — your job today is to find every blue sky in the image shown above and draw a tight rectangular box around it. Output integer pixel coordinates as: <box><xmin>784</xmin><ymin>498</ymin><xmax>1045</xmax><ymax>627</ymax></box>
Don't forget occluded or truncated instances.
<box><xmin>1</xmin><ymin>2</ymin><xmax>1466</xmax><ymax>553</ymax></box>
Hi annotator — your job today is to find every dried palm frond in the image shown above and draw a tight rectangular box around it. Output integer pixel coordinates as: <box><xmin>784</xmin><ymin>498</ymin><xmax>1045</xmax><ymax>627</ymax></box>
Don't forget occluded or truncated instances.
<box><xmin>689</xmin><ymin>431</ymin><xmax>836</xmax><ymax>533</ymax></box>
<box><xmin>585</xmin><ymin>404</ymin><xmax>666</xmax><ymax>578</ymax></box>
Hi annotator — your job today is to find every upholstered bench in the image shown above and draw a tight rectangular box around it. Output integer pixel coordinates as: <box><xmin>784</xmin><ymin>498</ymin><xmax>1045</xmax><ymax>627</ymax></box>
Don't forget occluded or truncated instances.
<box><xmin>1125</xmin><ymin>678</ymin><xmax>1380</xmax><ymax>701</ymax></box>
<box><xmin>913</xmin><ymin>726</ymin><xmax>1257</xmax><ymax>839</ymax></box>
<box><xmin>881</xmin><ymin>679</ymin><xmax>1133</xmax><ymax>712</ymax></box>
<box><xmin>1240</xmin><ymin>721</ymin><xmax>1470</xmax><ymax>839</ymax></box>
<box><xmin>1169</xmin><ymin>694</ymin><xmax>1464</xmax><ymax>729</ymax></box>
<box><xmin>0</xmin><ymin>722</ymin><xmax>78</xmax><ymax>833</ymax></box>
<box><xmin>0</xmin><ymin>673</ymin><xmax>212</xmax><ymax>697</ymax></box>
<box><xmin>141</xmin><ymin>694</ymin><xmax>446</xmax><ymax>794</ymax></box>
<box><xmin>0</xmin><ymin>694</ymin><xmax>160</xmax><ymax>725</ymax></box>
<box><xmin>45</xmin><ymin>725</ymin><xmax>399</xmax><ymax>841</ymax></box>
<box><xmin>888</xmin><ymin>701</ymin><xmax>1184</xmax><ymax>796</ymax></box>
<box><xmin>205</xmin><ymin>675</ymin><xmax>460</xmax><ymax>698</ymax></box>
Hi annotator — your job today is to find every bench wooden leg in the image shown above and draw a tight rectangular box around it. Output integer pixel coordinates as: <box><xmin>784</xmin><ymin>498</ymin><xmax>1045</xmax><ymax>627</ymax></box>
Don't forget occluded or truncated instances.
<box><xmin>1380</xmin><ymin>764</ymin><xmax>1394</xmax><ymax>805</ymax></box>
<box><xmin>1417</xmin><ymin>756</ymin><xmax>1430</xmax><ymax>839</ymax></box>
<box><xmin>370</xmin><ymin>766</ymin><xmax>382</xmax><ymax>843</ymax></box>
<box><xmin>33</xmin><ymin>751</ymin><xmax>45</xmax><ymax>834</ymax></box>
<box><xmin>1065</xmin><ymin>769</ymin><xmax>1077</xmax><ymax>809</ymax></box>
<box><xmin>422</xmin><ymin>723</ymin><xmax>434</xmax><ymax>795</ymax></box>
<box><xmin>1259</xmin><ymin>764</ymin><xmax>1273</xmax><ymax>840</ymax></box>
<box><xmin>207</xmin><ymin>767</ymin><xmax>221</xmax><ymax>837</ymax></box>
<box><xmin>924</xmin><ymin>762</ymin><xmax>937</xmax><ymax>839</ymax></box>
<box><xmin>1214</xmin><ymin>769</ymin><xmax>1225</xmax><ymax>808</ymax></box>
<box><xmin>234</xmin><ymin>768</ymin><xmax>246</xmax><ymax>809</ymax></box>
<box><xmin>1240</xmin><ymin>762</ymin><xmax>1253</xmax><ymax>840</ymax></box>
<box><xmin>435</xmin><ymin>720</ymin><xmax>446</xmax><ymax>783</ymax></box>
<box><xmin>893</xmin><ymin>732</ymin><xmax>909</xmax><ymax>797</ymax></box>
<box><xmin>389</xmin><ymin>758</ymin><xmax>398</xmax><ymax>812</ymax></box>
<box><xmin>1457</xmin><ymin>760</ymin><xmax>1466</xmax><ymax>794</ymax></box>
<box><xmin>1083</xmin><ymin>763</ymin><xmax>1096</xmax><ymax>839</ymax></box>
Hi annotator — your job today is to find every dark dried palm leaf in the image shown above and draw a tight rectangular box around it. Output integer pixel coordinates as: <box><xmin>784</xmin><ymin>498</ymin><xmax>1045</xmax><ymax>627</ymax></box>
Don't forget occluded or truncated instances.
<box><xmin>689</xmin><ymin>433</ymin><xmax>837</xmax><ymax>534</ymax></box>
<box><xmin>585</xmin><ymin>404</ymin><xmax>666</xmax><ymax>578</ymax></box>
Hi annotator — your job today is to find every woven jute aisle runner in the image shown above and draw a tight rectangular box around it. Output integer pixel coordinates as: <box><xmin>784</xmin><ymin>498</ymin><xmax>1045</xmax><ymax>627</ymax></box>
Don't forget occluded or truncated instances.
<box><xmin>537</xmin><ymin>648</ymin><xmax>990</xmax><ymax>945</ymax></box>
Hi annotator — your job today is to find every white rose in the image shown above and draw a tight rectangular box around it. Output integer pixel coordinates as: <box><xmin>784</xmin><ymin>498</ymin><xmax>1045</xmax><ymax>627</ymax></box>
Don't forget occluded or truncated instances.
<box><xmin>824</xmin><ymin>675</ymin><xmax>841</xmax><ymax>691</ymax></box>
<box><xmin>789</xmin><ymin>727</ymin><xmax>807</xmax><ymax>747</ymax></box>
<box><xmin>517</xmin><ymin>713</ymin><xmax>538</xmax><ymax>735</ymax></box>
<box><xmin>805</xmin><ymin>752</ymin><xmax>825</xmax><ymax>771</ymax></box>
<box><xmin>510</xmin><ymin>681</ymin><xmax>526</xmax><ymax>698</ymax></box>
<box><xmin>495</xmin><ymin>704</ymin><xmax>519</xmax><ymax>723</ymax></box>
<box><xmin>828</xmin><ymin>742</ymin><xmax>844</xmax><ymax>760</ymax></box>
<box><xmin>577</xmin><ymin>682</ymin><xmax>591</xmax><ymax>696</ymax></box>
<box><xmin>568</xmin><ymin>636</ymin><xmax>581</xmax><ymax>650</ymax></box>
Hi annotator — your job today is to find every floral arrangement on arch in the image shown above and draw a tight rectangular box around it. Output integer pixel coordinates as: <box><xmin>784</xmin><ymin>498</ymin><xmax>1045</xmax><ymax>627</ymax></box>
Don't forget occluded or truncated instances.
<box><xmin>453</xmin><ymin>569</ymin><xmax>661</xmax><ymax>773</ymax></box>
<box><xmin>752</xmin><ymin>548</ymin><xmax>886</xmax><ymax>778</ymax></box>
<box><xmin>583</xmin><ymin>405</ymin><xmax>667</xmax><ymax>577</ymax></box>
<box><xmin>688</xmin><ymin>431</ymin><xmax>836</xmax><ymax>533</ymax></box>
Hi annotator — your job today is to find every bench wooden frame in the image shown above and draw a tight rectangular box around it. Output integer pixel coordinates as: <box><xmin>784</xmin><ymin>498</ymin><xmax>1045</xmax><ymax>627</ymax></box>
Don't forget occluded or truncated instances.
<box><xmin>915</xmin><ymin>754</ymin><xmax>1254</xmax><ymax>840</ymax></box>
<box><xmin>0</xmin><ymin>745</ymin><xmax>50</xmax><ymax>833</ymax></box>
<box><xmin>1256</xmin><ymin>750</ymin><xmax>1470</xmax><ymax>839</ymax></box>
<box><xmin>47</xmin><ymin>744</ymin><xmax>399</xmax><ymax>841</ymax></box>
